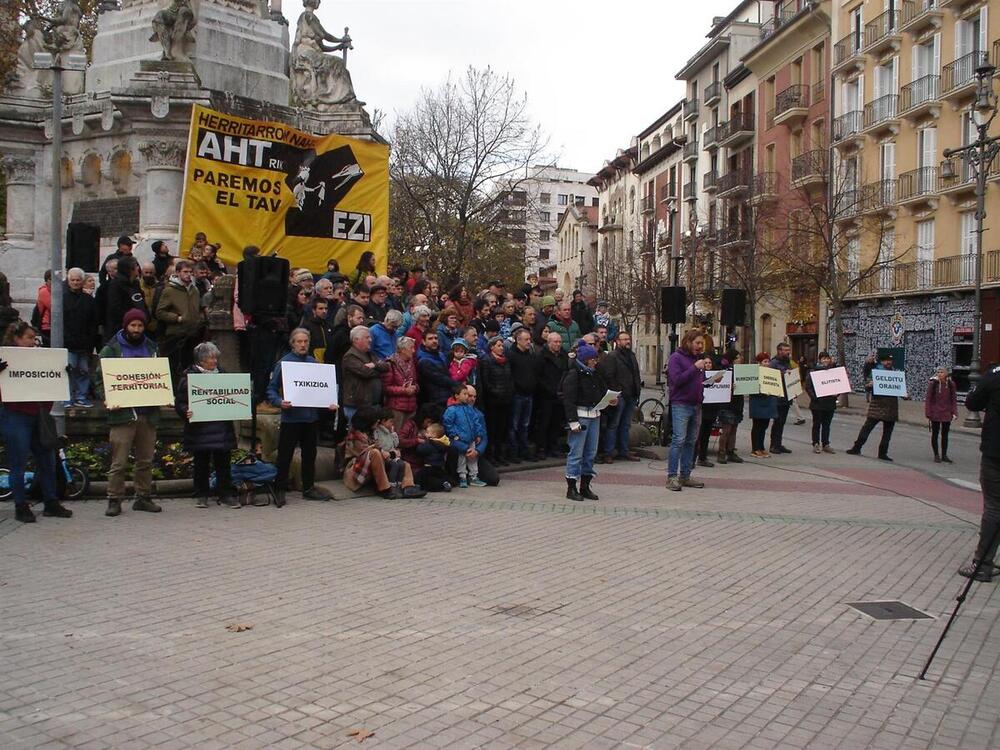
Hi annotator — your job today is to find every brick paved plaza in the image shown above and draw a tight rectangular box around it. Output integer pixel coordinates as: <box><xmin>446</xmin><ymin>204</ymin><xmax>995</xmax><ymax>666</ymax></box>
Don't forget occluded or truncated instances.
<box><xmin>1</xmin><ymin>454</ymin><xmax>998</xmax><ymax>749</ymax></box>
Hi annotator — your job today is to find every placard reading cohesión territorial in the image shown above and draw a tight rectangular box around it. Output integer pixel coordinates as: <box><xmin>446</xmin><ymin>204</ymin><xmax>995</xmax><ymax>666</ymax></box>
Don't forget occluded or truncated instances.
<box><xmin>101</xmin><ymin>357</ymin><xmax>174</xmax><ymax>409</ymax></box>
<box><xmin>281</xmin><ymin>361</ymin><xmax>338</xmax><ymax>408</ymax></box>
<box><xmin>187</xmin><ymin>373</ymin><xmax>252</xmax><ymax>423</ymax></box>
<box><xmin>0</xmin><ymin>347</ymin><xmax>70</xmax><ymax>403</ymax></box>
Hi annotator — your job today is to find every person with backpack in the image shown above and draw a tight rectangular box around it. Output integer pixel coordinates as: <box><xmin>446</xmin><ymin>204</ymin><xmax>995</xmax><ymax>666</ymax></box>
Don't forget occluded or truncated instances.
<box><xmin>925</xmin><ymin>366</ymin><xmax>958</xmax><ymax>463</ymax></box>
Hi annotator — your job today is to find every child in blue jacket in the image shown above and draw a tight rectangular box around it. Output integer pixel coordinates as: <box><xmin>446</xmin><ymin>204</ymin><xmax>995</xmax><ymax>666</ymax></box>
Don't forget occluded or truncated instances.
<box><xmin>442</xmin><ymin>383</ymin><xmax>488</xmax><ymax>488</ymax></box>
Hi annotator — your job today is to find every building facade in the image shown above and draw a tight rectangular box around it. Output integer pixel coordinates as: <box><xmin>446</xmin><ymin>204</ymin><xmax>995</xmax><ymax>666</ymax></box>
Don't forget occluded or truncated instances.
<box><xmin>554</xmin><ymin>205</ymin><xmax>599</xmax><ymax>295</ymax></box>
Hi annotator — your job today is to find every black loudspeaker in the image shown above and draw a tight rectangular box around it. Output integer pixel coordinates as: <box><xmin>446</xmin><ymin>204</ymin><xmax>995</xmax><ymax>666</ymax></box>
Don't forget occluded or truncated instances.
<box><xmin>721</xmin><ymin>288</ymin><xmax>747</xmax><ymax>327</ymax></box>
<box><xmin>237</xmin><ymin>256</ymin><xmax>290</xmax><ymax>317</ymax></box>
<box><xmin>660</xmin><ymin>286</ymin><xmax>686</xmax><ymax>324</ymax></box>
<box><xmin>66</xmin><ymin>223</ymin><xmax>101</xmax><ymax>272</ymax></box>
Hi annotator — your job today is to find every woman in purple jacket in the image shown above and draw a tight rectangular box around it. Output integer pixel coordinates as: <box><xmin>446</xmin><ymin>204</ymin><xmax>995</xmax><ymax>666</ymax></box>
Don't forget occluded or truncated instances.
<box><xmin>925</xmin><ymin>366</ymin><xmax>958</xmax><ymax>463</ymax></box>
<box><xmin>666</xmin><ymin>330</ymin><xmax>709</xmax><ymax>491</ymax></box>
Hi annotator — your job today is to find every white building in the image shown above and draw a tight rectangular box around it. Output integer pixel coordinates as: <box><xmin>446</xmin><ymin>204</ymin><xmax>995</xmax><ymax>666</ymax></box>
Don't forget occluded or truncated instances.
<box><xmin>520</xmin><ymin>166</ymin><xmax>599</xmax><ymax>280</ymax></box>
<box><xmin>554</xmin><ymin>204</ymin><xmax>599</xmax><ymax>295</ymax></box>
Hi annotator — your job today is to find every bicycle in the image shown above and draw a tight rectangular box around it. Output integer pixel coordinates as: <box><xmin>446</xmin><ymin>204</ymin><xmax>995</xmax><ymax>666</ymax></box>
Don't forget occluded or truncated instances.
<box><xmin>0</xmin><ymin>441</ymin><xmax>89</xmax><ymax>501</ymax></box>
<box><xmin>639</xmin><ymin>397</ymin><xmax>669</xmax><ymax>446</ymax></box>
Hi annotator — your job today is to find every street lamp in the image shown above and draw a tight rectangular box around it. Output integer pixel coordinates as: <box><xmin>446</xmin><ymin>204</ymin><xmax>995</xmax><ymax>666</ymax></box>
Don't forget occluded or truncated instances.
<box><xmin>34</xmin><ymin>51</ymin><xmax>87</xmax><ymax>429</ymax></box>
<box><xmin>942</xmin><ymin>61</ymin><xmax>1000</xmax><ymax>428</ymax></box>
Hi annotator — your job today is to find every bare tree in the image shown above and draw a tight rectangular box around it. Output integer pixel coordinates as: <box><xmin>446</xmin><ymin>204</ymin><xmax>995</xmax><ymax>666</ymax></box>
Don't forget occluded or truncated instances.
<box><xmin>389</xmin><ymin>66</ymin><xmax>548</xmax><ymax>286</ymax></box>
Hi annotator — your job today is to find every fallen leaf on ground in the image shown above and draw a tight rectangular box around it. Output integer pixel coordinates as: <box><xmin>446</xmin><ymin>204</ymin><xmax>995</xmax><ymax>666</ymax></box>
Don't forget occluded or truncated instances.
<box><xmin>225</xmin><ymin>623</ymin><xmax>253</xmax><ymax>632</ymax></box>
<box><xmin>347</xmin><ymin>728</ymin><xmax>375</xmax><ymax>742</ymax></box>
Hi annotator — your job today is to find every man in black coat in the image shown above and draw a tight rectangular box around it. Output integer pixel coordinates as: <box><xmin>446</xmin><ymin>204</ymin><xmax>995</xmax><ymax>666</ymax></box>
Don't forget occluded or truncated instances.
<box><xmin>960</xmin><ymin>362</ymin><xmax>1000</xmax><ymax>582</ymax></box>
<box><xmin>99</xmin><ymin>236</ymin><xmax>135</xmax><ymax>285</ymax></box>
<box><xmin>570</xmin><ymin>290</ymin><xmax>593</xmax><ymax>336</ymax></box>
<box><xmin>507</xmin><ymin>328</ymin><xmax>541</xmax><ymax>460</ymax></box>
<box><xmin>103</xmin><ymin>256</ymin><xmax>148</xmax><ymax>343</ymax></box>
<box><xmin>597</xmin><ymin>331</ymin><xmax>643</xmax><ymax>462</ymax></box>
<box><xmin>416</xmin><ymin>330</ymin><xmax>458</xmax><ymax>408</ymax></box>
<box><xmin>64</xmin><ymin>268</ymin><xmax>99</xmax><ymax>407</ymax></box>
<box><xmin>533</xmin><ymin>331</ymin><xmax>568</xmax><ymax>459</ymax></box>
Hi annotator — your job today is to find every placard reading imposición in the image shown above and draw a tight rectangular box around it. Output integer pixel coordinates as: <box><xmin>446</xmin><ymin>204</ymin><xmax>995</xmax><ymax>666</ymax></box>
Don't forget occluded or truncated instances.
<box><xmin>0</xmin><ymin>347</ymin><xmax>70</xmax><ymax>402</ymax></box>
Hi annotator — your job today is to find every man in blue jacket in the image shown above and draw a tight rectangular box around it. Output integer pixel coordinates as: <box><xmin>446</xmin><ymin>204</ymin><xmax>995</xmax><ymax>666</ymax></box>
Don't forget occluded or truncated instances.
<box><xmin>370</xmin><ymin>309</ymin><xmax>403</xmax><ymax>360</ymax></box>
<box><xmin>416</xmin><ymin>330</ymin><xmax>458</xmax><ymax>407</ymax></box>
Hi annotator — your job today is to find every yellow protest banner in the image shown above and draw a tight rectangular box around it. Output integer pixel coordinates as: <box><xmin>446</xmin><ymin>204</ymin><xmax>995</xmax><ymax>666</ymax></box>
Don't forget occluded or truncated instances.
<box><xmin>101</xmin><ymin>357</ymin><xmax>174</xmax><ymax>409</ymax></box>
<box><xmin>759</xmin><ymin>366</ymin><xmax>785</xmax><ymax>397</ymax></box>
<box><xmin>179</xmin><ymin>104</ymin><xmax>390</xmax><ymax>274</ymax></box>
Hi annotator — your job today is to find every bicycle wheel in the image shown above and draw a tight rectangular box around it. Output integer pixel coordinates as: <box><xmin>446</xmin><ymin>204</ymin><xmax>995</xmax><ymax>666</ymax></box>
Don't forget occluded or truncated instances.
<box><xmin>65</xmin><ymin>467</ymin><xmax>89</xmax><ymax>500</ymax></box>
<box><xmin>0</xmin><ymin>468</ymin><xmax>10</xmax><ymax>501</ymax></box>
<box><xmin>639</xmin><ymin>398</ymin><xmax>664</xmax><ymax>426</ymax></box>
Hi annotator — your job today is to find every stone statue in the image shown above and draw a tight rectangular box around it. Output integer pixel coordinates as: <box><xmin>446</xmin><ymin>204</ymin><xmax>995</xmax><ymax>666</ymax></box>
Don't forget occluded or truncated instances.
<box><xmin>291</xmin><ymin>0</ymin><xmax>362</xmax><ymax>111</ymax></box>
<box><xmin>7</xmin><ymin>19</ymin><xmax>48</xmax><ymax>96</ymax></box>
<box><xmin>150</xmin><ymin>0</ymin><xmax>197</xmax><ymax>62</ymax></box>
<box><xmin>44</xmin><ymin>0</ymin><xmax>86</xmax><ymax>56</ymax></box>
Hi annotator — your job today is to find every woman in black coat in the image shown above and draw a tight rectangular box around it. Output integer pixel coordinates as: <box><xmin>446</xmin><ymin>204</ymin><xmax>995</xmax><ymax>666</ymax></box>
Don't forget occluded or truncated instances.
<box><xmin>478</xmin><ymin>335</ymin><xmax>515</xmax><ymax>465</ymax></box>
<box><xmin>175</xmin><ymin>341</ymin><xmax>239</xmax><ymax>508</ymax></box>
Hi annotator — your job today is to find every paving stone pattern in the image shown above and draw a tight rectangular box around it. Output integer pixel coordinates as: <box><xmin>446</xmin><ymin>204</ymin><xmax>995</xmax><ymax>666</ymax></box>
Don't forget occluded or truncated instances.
<box><xmin>0</xmin><ymin>456</ymin><xmax>998</xmax><ymax>749</ymax></box>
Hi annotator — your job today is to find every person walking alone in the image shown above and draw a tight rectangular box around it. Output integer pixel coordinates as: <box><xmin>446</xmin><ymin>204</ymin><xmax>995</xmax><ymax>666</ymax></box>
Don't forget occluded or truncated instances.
<box><xmin>925</xmin><ymin>366</ymin><xmax>958</xmax><ymax>463</ymax></box>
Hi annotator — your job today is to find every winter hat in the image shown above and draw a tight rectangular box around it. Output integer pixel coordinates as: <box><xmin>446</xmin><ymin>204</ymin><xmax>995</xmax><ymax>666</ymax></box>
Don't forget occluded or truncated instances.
<box><xmin>122</xmin><ymin>308</ymin><xmax>147</xmax><ymax>328</ymax></box>
<box><xmin>293</xmin><ymin>269</ymin><xmax>313</xmax><ymax>284</ymax></box>
<box><xmin>541</xmin><ymin>295</ymin><xmax>556</xmax><ymax>308</ymax></box>
<box><xmin>577</xmin><ymin>344</ymin><xmax>598</xmax><ymax>363</ymax></box>
<box><xmin>451</xmin><ymin>339</ymin><xmax>468</xmax><ymax>350</ymax></box>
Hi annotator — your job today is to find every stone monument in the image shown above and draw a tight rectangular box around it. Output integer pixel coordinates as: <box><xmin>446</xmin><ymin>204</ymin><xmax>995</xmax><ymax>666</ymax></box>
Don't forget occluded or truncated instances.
<box><xmin>0</xmin><ymin>0</ymin><xmax>380</xmax><ymax>314</ymax></box>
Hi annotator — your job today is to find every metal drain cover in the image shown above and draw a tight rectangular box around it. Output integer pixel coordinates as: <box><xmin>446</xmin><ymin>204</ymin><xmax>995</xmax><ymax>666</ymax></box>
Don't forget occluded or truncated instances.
<box><xmin>847</xmin><ymin>601</ymin><xmax>933</xmax><ymax>620</ymax></box>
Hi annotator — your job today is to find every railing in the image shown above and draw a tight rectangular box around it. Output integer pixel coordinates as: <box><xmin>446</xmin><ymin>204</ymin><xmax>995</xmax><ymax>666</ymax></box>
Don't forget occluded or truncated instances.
<box><xmin>752</xmin><ymin>172</ymin><xmax>778</xmax><ymax>196</ymax></box>
<box><xmin>683</xmin><ymin>140</ymin><xmax>699</xmax><ymax>160</ymax></box>
<box><xmin>684</xmin><ymin>99</ymin><xmax>700</xmax><ymax>119</ymax></box>
<box><xmin>835</xmin><ymin>189</ymin><xmax>861</xmax><ymax>219</ymax></box>
<box><xmin>775</xmin><ymin>84</ymin><xmax>809</xmax><ymax>117</ymax></box>
<box><xmin>718</xmin><ymin>223</ymin><xmax>751</xmax><ymax>245</ymax></box>
<box><xmin>942</xmin><ymin>50</ymin><xmax>990</xmax><ymax>95</ymax></box>
<box><xmin>834</xmin><ymin>31</ymin><xmax>863</xmax><ymax>67</ymax></box>
<box><xmin>864</xmin><ymin>94</ymin><xmax>899</xmax><ymax>128</ymax></box>
<box><xmin>718</xmin><ymin>111</ymin><xmax>755</xmax><ymax>141</ymax></box>
<box><xmin>855</xmin><ymin>252</ymin><xmax>992</xmax><ymax>295</ymax></box>
<box><xmin>902</xmin><ymin>0</ymin><xmax>939</xmax><ymax>29</ymax></box>
<box><xmin>704</xmin><ymin>125</ymin><xmax>718</xmax><ymax>148</ymax></box>
<box><xmin>864</xmin><ymin>9</ymin><xmax>900</xmax><ymax>48</ymax></box>
<box><xmin>703</xmin><ymin>171</ymin><xmax>718</xmax><ymax>191</ymax></box>
<box><xmin>863</xmin><ymin>179</ymin><xmax>897</xmax><ymax>211</ymax></box>
<box><xmin>759</xmin><ymin>8</ymin><xmax>800</xmax><ymax>42</ymax></box>
<box><xmin>940</xmin><ymin>155</ymin><xmax>975</xmax><ymax>187</ymax></box>
<box><xmin>641</xmin><ymin>194</ymin><xmax>656</xmax><ymax>213</ymax></box>
<box><xmin>601</xmin><ymin>214</ymin><xmax>619</xmax><ymax>228</ymax></box>
<box><xmin>705</xmin><ymin>81</ymin><xmax>722</xmax><ymax>103</ymax></box>
<box><xmin>833</xmin><ymin>111</ymin><xmax>863</xmax><ymax>142</ymax></box>
<box><xmin>900</xmin><ymin>74</ymin><xmax>940</xmax><ymax>111</ymax></box>
<box><xmin>718</xmin><ymin>168</ymin><xmax>751</xmax><ymax>194</ymax></box>
<box><xmin>898</xmin><ymin>166</ymin><xmax>939</xmax><ymax>200</ymax></box>
<box><xmin>682</xmin><ymin>180</ymin><xmax>697</xmax><ymax>201</ymax></box>
<box><xmin>792</xmin><ymin>149</ymin><xmax>827</xmax><ymax>182</ymax></box>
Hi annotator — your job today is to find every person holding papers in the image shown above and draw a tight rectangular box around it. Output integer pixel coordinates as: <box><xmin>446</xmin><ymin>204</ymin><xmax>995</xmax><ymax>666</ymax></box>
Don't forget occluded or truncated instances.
<box><xmin>175</xmin><ymin>342</ymin><xmax>239</xmax><ymax>510</ymax></box>
<box><xmin>847</xmin><ymin>351</ymin><xmax>899</xmax><ymax>461</ymax></box>
<box><xmin>749</xmin><ymin>352</ymin><xmax>779</xmax><ymax>458</ymax></box>
<box><xmin>0</xmin><ymin>321</ymin><xmax>73</xmax><ymax>523</ymax></box>
<box><xmin>561</xmin><ymin>343</ymin><xmax>616</xmax><ymax>501</ymax></box>
<box><xmin>266</xmin><ymin>327</ymin><xmax>340</xmax><ymax>506</ymax></box>
<box><xmin>805</xmin><ymin>351</ymin><xmax>839</xmax><ymax>455</ymax></box>
<box><xmin>666</xmin><ymin>330</ymin><xmax>709</xmax><ymax>491</ymax></box>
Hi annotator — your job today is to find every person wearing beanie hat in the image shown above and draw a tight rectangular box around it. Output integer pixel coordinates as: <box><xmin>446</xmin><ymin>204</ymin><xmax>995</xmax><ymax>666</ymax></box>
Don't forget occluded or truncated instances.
<box><xmin>560</xmin><ymin>341</ymin><xmax>614</xmax><ymax>500</ymax></box>
<box><xmin>94</xmin><ymin>306</ymin><xmax>163</xmax><ymax>517</ymax></box>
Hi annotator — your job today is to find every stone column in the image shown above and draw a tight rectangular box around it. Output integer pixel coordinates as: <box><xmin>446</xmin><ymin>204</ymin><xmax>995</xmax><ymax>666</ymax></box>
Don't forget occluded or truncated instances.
<box><xmin>138</xmin><ymin>140</ymin><xmax>186</xmax><ymax>234</ymax></box>
<box><xmin>1</xmin><ymin>155</ymin><xmax>37</xmax><ymax>241</ymax></box>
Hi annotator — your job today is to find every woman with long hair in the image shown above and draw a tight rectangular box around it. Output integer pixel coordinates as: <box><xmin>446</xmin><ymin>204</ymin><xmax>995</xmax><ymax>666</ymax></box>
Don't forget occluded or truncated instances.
<box><xmin>0</xmin><ymin>321</ymin><xmax>73</xmax><ymax>523</ymax></box>
<box><xmin>925</xmin><ymin>366</ymin><xmax>958</xmax><ymax>463</ymax></box>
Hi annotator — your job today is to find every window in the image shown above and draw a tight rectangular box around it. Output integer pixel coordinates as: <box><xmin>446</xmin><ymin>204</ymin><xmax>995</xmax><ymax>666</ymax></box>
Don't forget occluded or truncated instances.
<box><xmin>879</xmin><ymin>141</ymin><xmax>896</xmax><ymax>182</ymax></box>
<box><xmin>912</xmin><ymin>35</ymin><xmax>940</xmax><ymax>81</ymax></box>
<box><xmin>539</xmin><ymin>248</ymin><xmax>550</xmax><ymax>260</ymax></box>
<box><xmin>557</xmin><ymin>212</ymin><xmax>565</xmax><ymax>223</ymax></box>
<box><xmin>539</xmin><ymin>230</ymin><xmax>550</xmax><ymax>241</ymax></box>
<box><xmin>811</xmin><ymin>43</ymin><xmax>825</xmax><ymax>85</ymax></box>
<box><xmin>540</xmin><ymin>192</ymin><xmax>551</xmax><ymax>204</ymax></box>
<box><xmin>557</xmin><ymin>194</ymin><xmax>568</xmax><ymax>205</ymax></box>
<box><xmin>960</xmin><ymin>211</ymin><xmax>976</xmax><ymax>283</ymax></box>
<box><xmin>847</xmin><ymin>237</ymin><xmax>860</xmax><ymax>280</ymax></box>
<box><xmin>510</xmin><ymin>228</ymin><xmax>526</xmax><ymax>243</ymax></box>
<box><xmin>850</xmin><ymin>5</ymin><xmax>863</xmax><ymax>53</ymax></box>
<box><xmin>879</xmin><ymin>230</ymin><xmax>895</xmax><ymax>291</ymax></box>
<box><xmin>916</xmin><ymin>219</ymin><xmax>934</xmax><ymax>288</ymax></box>
<box><xmin>592</xmin><ymin>197</ymin><xmax>599</xmax><ymax>207</ymax></box>
<box><xmin>575</xmin><ymin>195</ymin><xmax>585</xmax><ymax>206</ymax></box>
<box><xmin>540</xmin><ymin>211</ymin><xmax>550</xmax><ymax>222</ymax></box>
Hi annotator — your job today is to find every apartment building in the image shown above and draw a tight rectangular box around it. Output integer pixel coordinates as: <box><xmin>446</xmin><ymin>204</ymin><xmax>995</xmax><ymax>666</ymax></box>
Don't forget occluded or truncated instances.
<box><xmin>744</xmin><ymin>0</ymin><xmax>833</xmax><ymax>361</ymax></box>
<box><xmin>831</xmin><ymin>0</ymin><xmax>1000</xmax><ymax>396</ymax></box>
<box><xmin>677</xmin><ymin>1</ymin><xmax>769</xmax><ymax>349</ymax></box>
<box><xmin>519</xmin><ymin>166</ymin><xmax>599</xmax><ymax>281</ymax></box>
<box><xmin>554</xmin><ymin>205</ymin><xmax>599</xmax><ymax>295</ymax></box>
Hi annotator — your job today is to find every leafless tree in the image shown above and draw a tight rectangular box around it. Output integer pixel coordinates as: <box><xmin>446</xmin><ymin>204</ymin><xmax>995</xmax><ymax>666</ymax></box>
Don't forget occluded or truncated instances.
<box><xmin>389</xmin><ymin>66</ymin><xmax>548</xmax><ymax>286</ymax></box>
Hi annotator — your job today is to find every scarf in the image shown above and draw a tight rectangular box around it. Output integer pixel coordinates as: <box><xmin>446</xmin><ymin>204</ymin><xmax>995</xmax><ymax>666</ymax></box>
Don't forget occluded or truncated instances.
<box><xmin>194</xmin><ymin>364</ymin><xmax>219</xmax><ymax>374</ymax></box>
<box><xmin>116</xmin><ymin>329</ymin><xmax>151</xmax><ymax>358</ymax></box>
<box><xmin>492</xmin><ymin>352</ymin><xmax>507</xmax><ymax>366</ymax></box>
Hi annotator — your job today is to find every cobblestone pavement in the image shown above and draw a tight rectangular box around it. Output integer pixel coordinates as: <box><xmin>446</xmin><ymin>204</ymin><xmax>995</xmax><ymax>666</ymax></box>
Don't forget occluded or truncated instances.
<box><xmin>1</xmin><ymin>452</ymin><xmax>998</xmax><ymax>749</ymax></box>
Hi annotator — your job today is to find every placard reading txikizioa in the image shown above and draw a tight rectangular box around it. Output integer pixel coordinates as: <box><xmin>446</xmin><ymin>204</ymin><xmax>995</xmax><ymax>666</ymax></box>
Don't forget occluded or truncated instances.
<box><xmin>0</xmin><ymin>347</ymin><xmax>70</xmax><ymax>402</ymax></box>
<box><xmin>871</xmin><ymin>369</ymin><xmax>908</xmax><ymax>398</ymax></box>
<box><xmin>187</xmin><ymin>373</ymin><xmax>252</xmax><ymax>423</ymax></box>
<box><xmin>733</xmin><ymin>364</ymin><xmax>761</xmax><ymax>396</ymax></box>
<box><xmin>784</xmin><ymin>368</ymin><xmax>803</xmax><ymax>400</ymax></box>
<box><xmin>703</xmin><ymin>370</ymin><xmax>733</xmax><ymax>404</ymax></box>
<box><xmin>810</xmin><ymin>366</ymin><xmax>852</xmax><ymax>398</ymax></box>
<box><xmin>101</xmin><ymin>357</ymin><xmax>174</xmax><ymax>409</ymax></box>
<box><xmin>281</xmin><ymin>361</ymin><xmax>339</xmax><ymax>408</ymax></box>
<box><xmin>179</xmin><ymin>104</ymin><xmax>390</xmax><ymax>274</ymax></box>
<box><xmin>759</xmin><ymin>366</ymin><xmax>785</xmax><ymax>397</ymax></box>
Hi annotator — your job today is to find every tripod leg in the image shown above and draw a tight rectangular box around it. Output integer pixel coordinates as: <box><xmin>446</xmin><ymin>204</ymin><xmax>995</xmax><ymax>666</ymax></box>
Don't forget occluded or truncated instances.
<box><xmin>919</xmin><ymin>523</ymin><xmax>1000</xmax><ymax>680</ymax></box>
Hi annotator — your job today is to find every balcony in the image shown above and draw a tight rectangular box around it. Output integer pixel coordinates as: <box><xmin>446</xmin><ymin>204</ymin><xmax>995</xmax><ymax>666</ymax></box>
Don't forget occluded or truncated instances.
<box><xmin>751</xmin><ymin>172</ymin><xmax>778</xmax><ymax>205</ymax></box>
<box><xmin>683</xmin><ymin>98</ymin><xmax>700</xmax><ymax>121</ymax></box>
<box><xmin>704</xmin><ymin>125</ymin><xmax>718</xmax><ymax>151</ymax></box>
<box><xmin>717</xmin><ymin>112</ymin><xmax>755</xmax><ymax>148</ymax></box>
<box><xmin>718</xmin><ymin>222</ymin><xmax>751</xmax><ymax>248</ymax></box>
<box><xmin>864</xmin><ymin>10</ymin><xmax>902</xmax><ymax>55</ymax></box>
<box><xmin>792</xmin><ymin>149</ymin><xmax>827</xmax><ymax>187</ymax></box>
<box><xmin>717</xmin><ymin>168</ymin><xmax>751</xmax><ymax>198</ymax></box>
<box><xmin>899</xmin><ymin>75</ymin><xmax>941</xmax><ymax>120</ymax></box>
<box><xmin>598</xmin><ymin>214</ymin><xmax>621</xmax><ymax>233</ymax></box>
<box><xmin>898</xmin><ymin>166</ymin><xmax>939</xmax><ymax>208</ymax></box>
<box><xmin>759</xmin><ymin>8</ymin><xmax>800</xmax><ymax>43</ymax></box>
<box><xmin>682</xmin><ymin>180</ymin><xmax>697</xmax><ymax>203</ymax></box>
<box><xmin>833</xmin><ymin>31</ymin><xmax>864</xmax><ymax>75</ymax></box>
<box><xmin>863</xmin><ymin>94</ymin><xmax>900</xmax><ymax>135</ymax></box>
<box><xmin>832</xmin><ymin>110</ymin><xmax>864</xmax><ymax>149</ymax></box>
<box><xmin>682</xmin><ymin>139</ymin><xmax>700</xmax><ymax>163</ymax></box>
<box><xmin>774</xmin><ymin>84</ymin><xmax>810</xmax><ymax>127</ymax></box>
<box><xmin>900</xmin><ymin>1</ymin><xmax>944</xmax><ymax>36</ymax></box>
<box><xmin>938</xmin><ymin>156</ymin><xmax>976</xmax><ymax>198</ymax></box>
<box><xmin>705</xmin><ymin>80</ymin><xmax>722</xmax><ymax>106</ymax></box>
<box><xmin>641</xmin><ymin>194</ymin><xmax>656</xmax><ymax>214</ymax></box>
<box><xmin>862</xmin><ymin>179</ymin><xmax>898</xmax><ymax>215</ymax></box>
<box><xmin>942</xmin><ymin>50</ymin><xmax>991</xmax><ymax>101</ymax></box>
<box><xmin>703</xmin><ymin>170</ymin><xmax>718</xmax><ymax>193</ymax></box>
<box><xmin>853</xmin><ymin>252</ymin><xmax>990</xmax><ymax>297</ymax></box>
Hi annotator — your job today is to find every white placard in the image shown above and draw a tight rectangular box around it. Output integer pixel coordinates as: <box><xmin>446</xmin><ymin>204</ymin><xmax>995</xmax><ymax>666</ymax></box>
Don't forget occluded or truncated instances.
<box><xmin>784</xmin><ymin>369</ymin><xmax>803</xmax><ymax>401</ymax></box>
<box><xmin>0</xmin><ymin>347</ymin><xmax>70</xmax><ymax>402</ymax></box>
<box><xmin>703</xmin><ymin>370</ymin><xmax>732</xmax><ymax>404</ymax></box>
<box><xmin>280</xmin><ymin>361</ymin><xmax>339</xmax><ymax>408</ymax></box>
<box><xmin>809</xmin><ymin>367</ymin><xmax>852</xmax><ymax>398</ymax></box>
<box><xmin>871</xmin><ymin>369</ymin><xmax>907</xmax><ymax>398</ymax></box>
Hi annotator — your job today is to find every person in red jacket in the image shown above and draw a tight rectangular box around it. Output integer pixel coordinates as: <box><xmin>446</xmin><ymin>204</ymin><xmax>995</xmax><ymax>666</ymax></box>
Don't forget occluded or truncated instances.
<box><xmin>382</xmin><ymin>336</ymin><xmax>419</xmax><ymax>430</ymax></box>
<box><xmin>35</xmin><ymin>271</ymin><xmax>52</xmax><ymax>346</ymax></box>
<box><xmin>0</xmin><ymin>321</ymin><xmax>73</xmax><ymax>522</ymax></box>
<box><xmin>925</xmin><ymin>366</ymin><xmax>958</xmax><ymax>463</ymax></box>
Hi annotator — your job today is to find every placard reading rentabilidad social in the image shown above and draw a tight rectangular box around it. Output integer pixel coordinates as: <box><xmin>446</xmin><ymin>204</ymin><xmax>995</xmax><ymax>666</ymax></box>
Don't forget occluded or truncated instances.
<box><xmin>871</xmin><ymin>369</ymin><xmax>907</xmax><ymax>398</ymax></box>
<box><xmin>809</xmin><ymin>367</ymin><xmax>852</xmax><ymax>398</ymax></box>
<box><xmin>0</xmin><ymin>347</ymin><xmax>70</xmax><ymax>402</ymax></box>
<box><xmin>188</xmin><ymin>373</ymin><xmax>252</xmax><ymax>423</ymax></box>
<box><xmin>281</xmin><ymin>361</ymin><xmax>339</xmax><ymax>408</ymax></box>
<box><xmin>101</xmin><ymin>357</ymin><xmax>174</xmax><ymax>409</ymax></box>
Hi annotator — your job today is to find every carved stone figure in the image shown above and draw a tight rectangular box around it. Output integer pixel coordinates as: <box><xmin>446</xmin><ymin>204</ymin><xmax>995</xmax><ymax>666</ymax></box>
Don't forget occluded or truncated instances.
<box><xmin>7</xmin><ymin>19</ymin><xmax>48</xmax><ymax>96</ymax></box>
<box><xmin>45</xmin><ymin>0</ymin><xmax>86</xmax><ymax>55</ymax></box>
<box><xmin>291</xmin><ymin>0</ymin><xmax>362</xmax><ymax>111</ymax></box>
<box><xmin>150</xmin><ymin>0</ymin><xmax>197</xmax><ymax>62</ymax></box>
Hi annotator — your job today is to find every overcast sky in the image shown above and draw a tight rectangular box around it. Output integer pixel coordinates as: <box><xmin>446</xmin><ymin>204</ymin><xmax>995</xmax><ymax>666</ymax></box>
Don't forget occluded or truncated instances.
<box><xmin>284</xmin><ymin>0</ymin><xmax>740</xmax><ymax>175</ymax></box>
